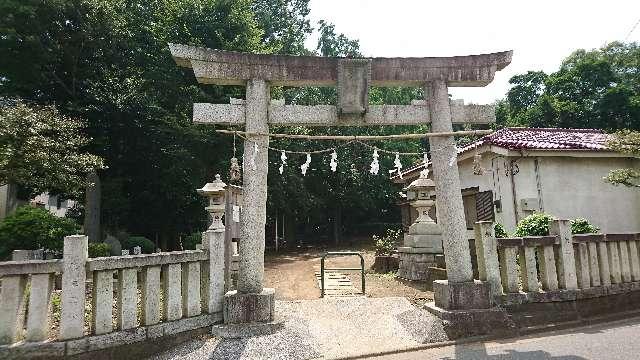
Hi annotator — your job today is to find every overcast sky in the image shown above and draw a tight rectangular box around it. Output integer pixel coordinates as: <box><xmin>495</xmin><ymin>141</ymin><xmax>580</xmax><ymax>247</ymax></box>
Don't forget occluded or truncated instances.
<box><xmin>305</xmin><ymin>0</ymin><xmax>640</xmax><ymax>104</ymax></box>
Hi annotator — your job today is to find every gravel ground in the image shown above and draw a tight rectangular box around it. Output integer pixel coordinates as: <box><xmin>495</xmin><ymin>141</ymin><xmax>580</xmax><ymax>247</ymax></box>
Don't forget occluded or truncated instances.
<box><xmin>150</xmin><ymin>297</ymin><xmax>448</xmax><ymax>360</ymax></box>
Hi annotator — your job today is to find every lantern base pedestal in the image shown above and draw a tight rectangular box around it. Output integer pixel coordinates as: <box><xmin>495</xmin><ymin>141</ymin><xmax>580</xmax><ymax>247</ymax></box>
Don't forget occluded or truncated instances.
<box><xmin>223</xmin><ymin>288</ymin><xmax>276</xmax><ymax>324</ymax></box>
<box><xmin>397</xmin><ymin>247</ymin><xmax>441</xmax><ymax>281</ymax></box>
<box><xmin>397</xmin><ymin>219</ymin><xmax>444</xmax><ymax>281</ymax></box>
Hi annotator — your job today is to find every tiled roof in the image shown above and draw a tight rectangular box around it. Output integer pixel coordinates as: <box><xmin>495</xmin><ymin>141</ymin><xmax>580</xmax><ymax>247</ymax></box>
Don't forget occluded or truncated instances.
<box><xmin>459</xmin><ymin>127</ymin><xmax>610</xmax><ymax>153</ymax></box>
<box><xmin>393</xmin><ymin>128</ymin><xmax>611</xmax><ymax>180</ymax></box>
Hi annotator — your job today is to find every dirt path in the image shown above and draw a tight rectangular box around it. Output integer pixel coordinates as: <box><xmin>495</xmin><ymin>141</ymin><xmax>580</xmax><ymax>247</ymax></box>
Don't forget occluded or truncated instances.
<box><xmin>264</xmin><ymin>251</ymin><xmax>321</xmax><ymax>300</ymax></box>
<box><xmin>264</xmin><ymin>248</ymin><xmax>433</xmax><ymax>306</ymax></box>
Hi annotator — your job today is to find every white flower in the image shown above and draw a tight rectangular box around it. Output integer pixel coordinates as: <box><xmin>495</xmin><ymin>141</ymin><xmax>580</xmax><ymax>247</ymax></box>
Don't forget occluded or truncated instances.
<box><xmin>300</xmin><ymin>153</ymin><xmax>311</xmax><ymax>176</ymax></box>
<box><xmin>279</xmin><ymin>151</ymin><xmax>287</xmax><ymax>174</ymax></box>
<box><xmin>330</xmin><ymin>150</ymin><xmax>338</xmax><ymax>172</ymax></box>
<box><xmin>393</xmin><ymin>153</ymin><xmax>403</xmax><ymax>179</ymax></box>
<box><xmin>369</xmin><ymin>149</ymin><xmax>379</xmax><ymax>175</ymax></box>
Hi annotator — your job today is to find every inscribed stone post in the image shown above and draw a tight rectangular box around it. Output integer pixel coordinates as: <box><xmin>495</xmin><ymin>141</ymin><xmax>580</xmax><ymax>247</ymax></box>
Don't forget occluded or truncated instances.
<box><xmin>427</xmin><ymin>80</ymin><xmax>473</xmax><ymax>284</ymax></box>
<box><xmin>237</xmin><ymin>79</ymin><xmax>270</xmax><ymax>294</ymax></box>
<box><xmin>60</xmin><ymin>235</ymin><xmax>88</xmax><ymax>340</ymax></box>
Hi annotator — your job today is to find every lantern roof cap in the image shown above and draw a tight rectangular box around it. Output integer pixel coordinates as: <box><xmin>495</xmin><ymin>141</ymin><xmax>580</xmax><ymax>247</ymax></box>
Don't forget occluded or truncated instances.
<box><xmin>405</xmin><ymin>169</ymin><xmax>435</xmax><ymax>190</ymax></box>
<box><xmin>197</xmin><ymin>174</ymin><xmax>226</xmax><ymax>195</ymax></box>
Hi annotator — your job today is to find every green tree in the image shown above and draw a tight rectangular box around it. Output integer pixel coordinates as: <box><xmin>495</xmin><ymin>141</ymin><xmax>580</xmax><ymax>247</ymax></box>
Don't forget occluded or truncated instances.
<box><xmin>0</xmin><ymin>102</ymin><xmax>103</xmax><ymax>198</ymax></box>
<box><xmin>0</xmin><ymin>205</ymin><xmax>80</xmax><ymax>259</ymax></box>
<box><xmin>0</xmin><ymin>0</ymin><xmax>265</xmax><ymax>248</ymax></box>
<box><xmin>316</xmin><ymin>20</ymin><xmax>360</xmax><ymax>57</ymax></box>
<box><xmin>605</xmin><ymin>130</ymin><xmax>640</xmax><ymax>187</ymax></box>
<box><xmin>252</xmin><ymin>0</ymin><xmax>312</xmax><ymax>55</ymax></box>
<box><xmin>500</xmin><ymin>42</ymin><xmax>640</xmax><ymax>131</ymax></box>
<box><xmin>505</xmin><ymin>71</ymin><xmax>548</xmax><ymax>126</ymax></box>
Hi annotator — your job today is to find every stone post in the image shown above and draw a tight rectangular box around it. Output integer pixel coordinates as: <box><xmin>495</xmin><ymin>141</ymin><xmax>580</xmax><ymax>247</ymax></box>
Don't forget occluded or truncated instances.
<box><xmin>60</xmin><ymin>235</ymin><xmax>88</xmax><ymax>340</ymax></box>
<box><xmin>84</xmin><ymin>170</ymin><xmax>101</xmax><ymax>242</ymax></box>
<box><xmin>117</xmin><ymin>268</ymin><xmax>138</xmax><ymax>330</ymax></box>
<box><xmin>25</xmin><ymin>273</ymin><xmax>54</xmax><ymax>341</ymax></box>
<box><xmin>238</xmin><ymin>78</ymin><xmax>270</xmax><ymax>294</ymax></box>
<box><xmin>474</xmin><ymin>221</ymin><xmax>502</xmax><ymax>299</ymax></box>
<box><xmin>0</xmin><ymin>275</ymin><xmax>27</xmax><ymax>344</ymax></box>
<box><xmin>550</xmin><ymin>219</ymin><xmax>578</xmax><ymax>290</ymax></box>
<box><xmin>221</xmin><ymin>79</ymin><xmax>276</xmax><ymax>324</ymax></box>
<box><xmin>427</xmin><ymin>81</ymin><xmax>491</xmax><ymax>311</ymax></box>
<box><xmin>202</xmin><ymin>230</ymin><xmax>225</xmax><ymax>313</ymax></box>
<box><xmin>426</xmin><ymin>80</ymin><xmax>473</xmax><ymax>284</ymax></box>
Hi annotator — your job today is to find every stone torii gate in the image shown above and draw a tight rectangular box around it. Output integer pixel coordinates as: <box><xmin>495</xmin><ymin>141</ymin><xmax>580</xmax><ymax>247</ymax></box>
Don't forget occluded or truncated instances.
<box><xmin>170</xmin><ymin>43</ymin><xmax>512</xmax><ymax>322</ymax></box>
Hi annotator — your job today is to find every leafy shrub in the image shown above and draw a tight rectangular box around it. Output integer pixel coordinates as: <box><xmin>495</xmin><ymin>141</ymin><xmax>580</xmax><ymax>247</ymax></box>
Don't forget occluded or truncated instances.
<box><xmin>122</xmin><ymin>236</ymin><xmax>155</xmax><ymax>254</ymax></box>
<box><xmin>494</xmin><ymin>223</ymin><xmax>508</xmax><ymax>238</ymax></box>
<box><xmin>570</xmin><ymin>218</ymin><xmax>599</xmax><ymax>234</ymax></box>
<box><xmin>514</xmin><ymin>213</ymin><xmax>554</xmax><ymax>237</ymax></box>
<box><xmin>182</xmin><ymin>232</ymin><xmax>202</xmax><ymax>250</ymax></box>
<box><xmin>88</xmin><ymin>243</ymin><xmax>111</xmax><ymax>258</ymax></box>
<box><xmin>373</xmin><ymin>229</ymin><xmax>401</xmax><ymax>256</ymax></box>
<box><xmin>514</xmin><ymin>213</ymin><xmax>600</xmax><ymax>237</ymax></box>
<box><xmin>0</xmin><ymin>206</ymin><xmax>80</xmax><ymax>259</ymax></box>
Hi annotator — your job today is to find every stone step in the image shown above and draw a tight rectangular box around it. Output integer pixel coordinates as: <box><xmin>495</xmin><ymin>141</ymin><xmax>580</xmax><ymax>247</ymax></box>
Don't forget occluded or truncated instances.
<box><xmin>314</xmin><ymin>271</ymin><xmax>361</xmax><ymax>298</ymax></box>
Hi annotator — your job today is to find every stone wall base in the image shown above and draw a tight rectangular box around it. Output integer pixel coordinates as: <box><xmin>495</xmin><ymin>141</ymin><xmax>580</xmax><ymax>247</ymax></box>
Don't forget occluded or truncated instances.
<box><xmin>433</xmin><ymin>280</ymin><xmax>491</xmax><ymax>310</ymax></box>
<box><xmin>502</xmin><ymin>282</ymin><xmax>640</xmax><ymax>330</ymax></box>
<box><xmin>424</xmin><ymin>302</ymin><xmax>515</xmax><ymax>339</ymax></box>
<box><xmin>426</xmin><ymin>282</ymin><xmax>640</xmax><ymax>340</ymax></box>
<box><xmin>223</xmin><ymin>288</ymin><xmax>275</xmax><ymax>324</ymax></box>
<box><xmin>0</xmin><ymin>313</ymin><xmax>222</xmax><ymax>360</ymax></box>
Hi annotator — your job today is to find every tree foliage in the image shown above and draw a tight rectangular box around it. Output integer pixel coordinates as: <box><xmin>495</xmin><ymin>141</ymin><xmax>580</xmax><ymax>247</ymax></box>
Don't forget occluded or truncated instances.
<box><xmin>0</xmin><ymin>0</ymin><xmax>271</xmax><ymax>247</ymax></box>
<box><xmin>498</xmin><ymin>42</ymin><xmax>640</xmax><ymax>131</ymax></box>
<box><xmin>605</xmin><ymin>130</ymin><xmax>640</xmax><ymax>187</ymax></box>
<box><xmin>252</xmin><ymin>0</ymin><xmax>312</xmax><ymax>55</ymax></box>
<box><xmin>0</xmin><ymin>102</ymin><xmax>103</xmax><ymax>197</ymax></box>
<box><xmin>0</xmin><ymin>205</ymin><xmax>80</xmax><ymax>259</ymax></box>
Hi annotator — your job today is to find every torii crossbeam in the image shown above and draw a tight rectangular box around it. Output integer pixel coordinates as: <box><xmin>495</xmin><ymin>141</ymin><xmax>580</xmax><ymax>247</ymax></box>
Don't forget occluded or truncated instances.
<box><xmin>170</xmin><ymin>43</ymin><xmax>512</xmax><ymax>322</ymax></box>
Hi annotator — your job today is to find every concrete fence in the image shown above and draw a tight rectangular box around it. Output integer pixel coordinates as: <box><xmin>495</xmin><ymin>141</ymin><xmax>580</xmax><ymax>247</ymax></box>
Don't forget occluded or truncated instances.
<box><xmin>474</xmin><ymin>220</ymin><xmax>640</xmax><ymax>304</ymax></box>
<box><xmin>0</xmin><ymin>231</ymin><xmax>225</xmax><ymax>358</ymax></box>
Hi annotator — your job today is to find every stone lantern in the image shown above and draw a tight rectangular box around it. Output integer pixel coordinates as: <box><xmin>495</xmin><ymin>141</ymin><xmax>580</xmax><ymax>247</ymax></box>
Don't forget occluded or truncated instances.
<box><xmin>197</xmin><ymin>174</ymin><xmax>226</xmax><ymax>230</ymax></box>
<box><xmin>405</xmin><ymin>169</ymin><xmax>437</xmax><ymax>225</ymax></box>
<box><xmin>397</xmin><ymin>168</ymin><xmax>443</xmax><ymax>281</ymax></box>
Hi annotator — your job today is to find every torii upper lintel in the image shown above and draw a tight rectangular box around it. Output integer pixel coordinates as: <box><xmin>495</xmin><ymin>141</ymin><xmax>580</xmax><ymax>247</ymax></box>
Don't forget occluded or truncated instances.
<box><xmin>169</xmin><ymin>43</ymin><xmax>512</xmax><ymax>87</ymax></box>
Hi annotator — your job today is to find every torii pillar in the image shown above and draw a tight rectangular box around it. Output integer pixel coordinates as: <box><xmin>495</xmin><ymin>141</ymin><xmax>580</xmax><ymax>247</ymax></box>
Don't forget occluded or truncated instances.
<box><xmin>169</xmin><ymin>43</ymin><xmax>512</xmax><ymax>323</ymax></box>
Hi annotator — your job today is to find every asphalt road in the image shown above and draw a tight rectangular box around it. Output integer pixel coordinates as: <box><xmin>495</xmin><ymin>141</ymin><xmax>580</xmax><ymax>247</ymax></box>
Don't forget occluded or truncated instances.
<box><xmin>371</xmin><ymin>316</ymin><xmax>640</xmax><ymax>360</ymax></box>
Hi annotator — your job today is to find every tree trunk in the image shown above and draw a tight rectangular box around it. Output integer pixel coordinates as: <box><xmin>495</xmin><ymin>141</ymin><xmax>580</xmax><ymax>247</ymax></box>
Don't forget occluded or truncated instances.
<box><xmin>284</xmin><ymin>213</ymin><xmax>297</xmax><ymax>249</ymax></box>
<box><xmin>83</xmin><ymin>170</ymin><xmax>101</xmax><ymax>243</ymax></box>
<box><xmin>333</xmin><ymin>205</ymin><xmax>342</xmax><ymax>246</ymax></box>
<box><xmin>0</xmin><ymin>182</ymin><xmax>21</xmax><ymax>220</ymax></box>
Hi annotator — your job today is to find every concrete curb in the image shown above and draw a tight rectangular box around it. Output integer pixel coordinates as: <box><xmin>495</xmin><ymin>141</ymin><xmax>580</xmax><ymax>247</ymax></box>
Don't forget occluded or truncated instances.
<box><xmin>517</xmin><ymin>308</ymin><xmax>640</xmax><ymax>336</ymax></box>
<box><xmin>319</xmin><ymin>334</ymin><xmax>496</xmax><ymax>360</ymax></box>
<box><xmin>320</xmin><ymin>311</ymin><xmax>640</xmax><ymax>360</ymax></box>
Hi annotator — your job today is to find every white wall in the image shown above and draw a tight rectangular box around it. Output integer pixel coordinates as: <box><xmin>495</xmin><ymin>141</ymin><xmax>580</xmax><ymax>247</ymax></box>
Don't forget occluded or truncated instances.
<box><xmin>538</xmin><ymin>156</ymin><xmax>640</xmax><ymax>233</ymax></box>
<box><xmin>458</xmin><ymin>153</ymin><xmax>520</xmax><ymax>231</ymax></box>
<box><xmin>33</xmin><ymin>193</ymin><xmax>75</xmax><ymax>218</ymax></box>
<box><xmin>457</xmin><ymin>153</ymin><xmax>640</xmax><ymax>234</ymax></box>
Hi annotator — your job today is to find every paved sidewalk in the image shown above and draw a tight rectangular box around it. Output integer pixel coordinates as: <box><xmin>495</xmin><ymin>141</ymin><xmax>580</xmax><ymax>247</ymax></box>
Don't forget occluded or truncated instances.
<box><xmin>371</xmin><ymin>316</ymin><xmax>640</xmax><ymax>360</ymax></box>
<box><xmin>150</xmin><ymin>297</ymin><xmax>448</xmax><ymax>360</ymax></box>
